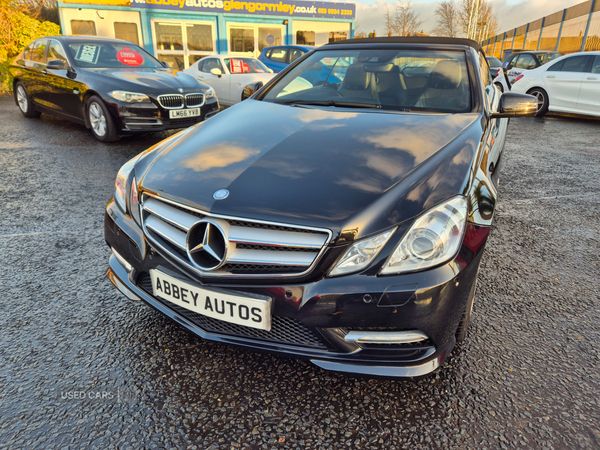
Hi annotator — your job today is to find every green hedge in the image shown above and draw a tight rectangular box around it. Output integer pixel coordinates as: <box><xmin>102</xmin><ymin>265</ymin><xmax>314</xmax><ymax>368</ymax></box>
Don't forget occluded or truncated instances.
<box><xmin>0</xmin><ymin>10</ymin><xmax>61</xmax><ymax>94</ymax></box>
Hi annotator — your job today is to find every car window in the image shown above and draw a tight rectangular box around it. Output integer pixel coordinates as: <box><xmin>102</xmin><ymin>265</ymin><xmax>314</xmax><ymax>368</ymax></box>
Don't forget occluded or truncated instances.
<box><xmin>591</xmin><ymin>56</ymin><xmax>600</xmax><ymax>74</ymax></box>
<box><xmin>289</xmin><ymin>49</ymin><xmax>306</xmax><ymax>63</ymax></box>
<box><xmin>479</xmin><ymin>52</ymin><xmax>492</xmax><ymax>86</ymax></box>
<box><xmin>536</xmin><ymin>53</ymin><xmax>561</xmax><ymax>65</ymax></box>
<box><xmin>201</xmin><ymin>58</ymin><xmax>223</xmax><ymax>73</ymax></box>
<box><xmin>559</xmin><ymin>55</ymin><xmax>589</xmax><ymax>73</ymax></box>
<box><xmin>263</xmin><ymin>49</ymin><xmax>472</xmax><ymax>113</ymax></box>
<box><xmin>514</xmin><ymin>54</ymin><xmax>536</xmax><ymax>70</ymax></box>
<box><xmin>486</xmin><ymin>57</ymin><xmax>502</xmax><ymax>68</ymax></box>
<box><xmin>223</xmin><ymin>58</ymin><xmax>269</xmax><ymax>74</ymax></box>
<box><xmin>30</xmin><ymin>40</ymin><xmax>48</xmax><ymax>64</ymax></box>
<box><xmin>66</xmin><ymin>41</ymin><xmax>162</xmax><ymax>68</ymax></box>
<box><xmin>268</xmin><ymin>48</ymin><xmax>287</xmax><ymax>63</ymax></box>
<box><xmin>48</xmin><ymin>40</ymin><xmax>68</xmax><ymax>65</ymax></box>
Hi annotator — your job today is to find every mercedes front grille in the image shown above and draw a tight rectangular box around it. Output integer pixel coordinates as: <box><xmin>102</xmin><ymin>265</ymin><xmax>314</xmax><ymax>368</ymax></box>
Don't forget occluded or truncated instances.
<box><xmin>141</xmin><ymin>194</ymin><xmax>331</xmax><ymax>278</ymax></box>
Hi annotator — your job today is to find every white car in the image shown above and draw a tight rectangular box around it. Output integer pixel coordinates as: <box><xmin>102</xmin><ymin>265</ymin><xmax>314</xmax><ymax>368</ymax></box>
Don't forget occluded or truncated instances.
<box><xmin>510</xmin><ymin>51</ymin><xmax>600</xmax><ymax>117</ymax></box>
<box><xmin>185</xmin><ymin>55</ymin><xmax>276</xmax><ymax>107</ymax></box>
<box><xmin>492</xmin><ymin>51</ymin><xmax>562</xmax><ymax>93</ymax></box>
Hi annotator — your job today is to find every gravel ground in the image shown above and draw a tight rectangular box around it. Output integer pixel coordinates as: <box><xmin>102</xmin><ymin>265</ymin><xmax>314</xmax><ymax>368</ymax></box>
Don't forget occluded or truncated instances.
<box><xmin>0</xmin><ymin>95</ymin><xmax>598</xmax><ymax>450</ymax></box>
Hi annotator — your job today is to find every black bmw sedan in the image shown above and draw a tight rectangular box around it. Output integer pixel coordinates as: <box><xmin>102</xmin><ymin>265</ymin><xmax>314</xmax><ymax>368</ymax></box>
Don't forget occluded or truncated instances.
<box><xmin>104</xmin><ymin>37</ymin><xmax>536</xmax><ymax>379</ymax></box>
<box><xmin>9</xmin><ymin>36</ymin><xmax>219</xmax><ymax>142</ymax></box>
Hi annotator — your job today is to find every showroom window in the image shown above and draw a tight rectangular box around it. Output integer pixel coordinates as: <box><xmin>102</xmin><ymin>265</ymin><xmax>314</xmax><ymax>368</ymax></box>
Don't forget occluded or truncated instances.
<box><xmin>296</xmin><ymin>31</ymin><xmax>315</xmax><ymax>45</ymax></box>
<box><xmin>71</xmin><ymin>20</ymin><xmax>96</xmax><ymax>36</ymax></box>
<box><xmin>114</xmin><ymin>22</ymin><xmax>139</xmax><ymax>45</ymax></box>
<box><xmin>329</xmin><ymin>32</ymin><xmax>347</xmax><ymax>43</ymax></box>
<box><xmin>152</xmin><ymin>21</ymin><xmax>215</xmax><ymax>70</ymax></box>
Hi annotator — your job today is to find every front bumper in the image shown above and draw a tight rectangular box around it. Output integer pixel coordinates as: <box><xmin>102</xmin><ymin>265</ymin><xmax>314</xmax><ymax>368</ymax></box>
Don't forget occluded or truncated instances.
<box><xmin>105</xmin><ymin>199</ymin><xmax>488</xmax><ymax>379</ymax></box>
<box><xmin>105</xmin><ymin>98</ymin><xmax>220</xmax><ymax>134</ymax></box>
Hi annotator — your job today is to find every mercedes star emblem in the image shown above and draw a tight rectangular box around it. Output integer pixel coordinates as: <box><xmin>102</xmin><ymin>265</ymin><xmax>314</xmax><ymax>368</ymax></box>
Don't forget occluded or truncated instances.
<box><xmin>213</xmin><ymin>189</ymin><xmax>229</xmax><ymax>200</ymax></box>
<box><xmin>186</xmin><ymin>219</ymin><xmax>228</xmax><ymax>271</ymax></box>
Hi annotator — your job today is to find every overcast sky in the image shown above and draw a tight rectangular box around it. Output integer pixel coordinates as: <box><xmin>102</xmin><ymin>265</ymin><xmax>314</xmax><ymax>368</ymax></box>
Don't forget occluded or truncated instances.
<box><xmin>350</xmin><ymin>0</ymin><xmax>584</xmax><ymax>38</ymax></box>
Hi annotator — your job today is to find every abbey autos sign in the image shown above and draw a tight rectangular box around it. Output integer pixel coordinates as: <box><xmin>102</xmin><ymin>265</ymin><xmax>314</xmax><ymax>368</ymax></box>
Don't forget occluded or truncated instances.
<box><xmin>131</xmin><ymin>0</ymin><xmax>355</xmax><ymax>19</ymax></box>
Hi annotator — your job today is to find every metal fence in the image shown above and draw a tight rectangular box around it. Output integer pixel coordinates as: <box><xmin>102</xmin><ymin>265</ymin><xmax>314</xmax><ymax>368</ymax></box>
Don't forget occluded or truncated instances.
<box><xmin>482</xmin><ymin>0</ymin><xmax>600</xmax><ymax>60</ymax></box>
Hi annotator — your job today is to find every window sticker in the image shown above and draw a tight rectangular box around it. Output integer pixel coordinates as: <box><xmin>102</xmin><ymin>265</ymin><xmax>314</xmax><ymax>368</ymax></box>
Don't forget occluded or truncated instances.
<box><xmin>116</xmin><ymin>47</ymin><xmax>144</xmax><ymax>66</ymax></box>
<box><xmin>75</xmin><ymin>44</ymin><xmax>100</xmax><ymax>64</ymax></box>
<box><xmin>230</xmin><ymin>58</ymin><xmax>244</xmax><ymax>74</ymax></box>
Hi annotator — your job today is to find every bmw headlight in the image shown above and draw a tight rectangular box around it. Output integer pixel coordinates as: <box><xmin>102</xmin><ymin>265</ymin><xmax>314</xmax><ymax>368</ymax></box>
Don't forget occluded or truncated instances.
<box><xmin>329</xmin><ymin>229</ymin><xmax>395</xmax><ymax>277</ymax></box>
<box><xmin>108</xmin><ymin>91</ymin><xmax>151</xmax><ymax>103</ymax></box>
<box><xmin>205</xmin><ymin>87</ymin><xmax>217</xmax><ymax>99</ymax></box>
<box><xmin>380</xmin><ymin>196</ymin><xmax>468</xmax><ymax>275</ymax></box>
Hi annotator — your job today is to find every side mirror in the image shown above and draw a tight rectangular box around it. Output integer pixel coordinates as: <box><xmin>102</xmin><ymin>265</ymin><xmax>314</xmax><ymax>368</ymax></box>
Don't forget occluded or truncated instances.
<box><xmin>506</xmin><ymin>63</ymin><xmax>514</xmax><ymax>70</ymax></box>
<box><xmin>241</xmin><ymin>81</ymin><xmax>264</xmax><ymax>101</ymax></box>
<box><xmin>210</xmin><ymin>68</ymin><xmax>222</xmax><ymax>77</ymax></box>
<box><xmin>491</xmin><ymin>92</ymin><xmax>538</xmax><ymax>118</ymax></box>
<box><xmin>47</xmin><ymin>59</ymin><xmax>68</xmax><ymax>71</ymax></box>
<box><xmin>161</xmin><ymin>61</ymin><xmax>170</xmax><ymax>68</ymax></box>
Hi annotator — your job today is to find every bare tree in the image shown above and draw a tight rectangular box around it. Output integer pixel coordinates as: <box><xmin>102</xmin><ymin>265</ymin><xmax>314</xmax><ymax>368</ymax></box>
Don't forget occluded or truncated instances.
<box><xmin>434</xmin><ymin>1</ymin><xmax>459</xmax><ymax>37</ymax></box>
<box><xmin>390</xmin><ymin>1</ymin><xmax>423</xmax><ymax>37</ymax></box>
<box><xmin>459</xmin><ymin>0</ymin><xmax>498</xmax><ymax>41</ymax></box>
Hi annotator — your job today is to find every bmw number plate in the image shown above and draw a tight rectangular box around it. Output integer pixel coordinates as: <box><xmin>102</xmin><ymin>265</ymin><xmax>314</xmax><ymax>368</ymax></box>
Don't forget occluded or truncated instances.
<box><xmin>149</xmin><ymin>269</ymin><xmax>272</xmax><ymax>331</ymax></box>
<box><xmin>169</xmin><ymin>108</ymin><xmax>200</xmax><ymax>119</ymax></box>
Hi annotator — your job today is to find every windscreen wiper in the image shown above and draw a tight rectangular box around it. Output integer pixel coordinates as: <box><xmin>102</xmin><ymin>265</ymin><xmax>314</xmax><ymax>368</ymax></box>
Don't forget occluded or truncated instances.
<box><xmin>281</xmin><ymin>100</ymin><xmax>382</xmax><ymax>109</ymax></box>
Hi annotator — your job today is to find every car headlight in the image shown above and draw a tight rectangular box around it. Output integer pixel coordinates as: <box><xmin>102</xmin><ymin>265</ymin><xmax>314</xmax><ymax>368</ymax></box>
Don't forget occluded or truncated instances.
<box><xmin>114</xmin><ymin>156</ymin><xmax>138</xmax><ymax>214</ymax></box>
<box><xmin>380</xmin><ymin>196</ymin><xmax>468</xmax><ymax>275</ymax></box>
<box><xmin>205</xmin><ymin>87</ymin><xmax>217</xmax><ymax>99</ymax></box>
<box><xmin>329</xmin><ymin>229</ymin><xmax>395</xmax><ymax>277</ymax></box>
<box><xmin>108</xmin><ymin>91</ymin><xmax>151</xmax><ymax>103</ymax></box>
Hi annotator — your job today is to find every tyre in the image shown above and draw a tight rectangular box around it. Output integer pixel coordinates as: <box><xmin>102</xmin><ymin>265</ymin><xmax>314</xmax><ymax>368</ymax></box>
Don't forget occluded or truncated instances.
<box><xmin>87</xmin><ymin>96</ymin><xmax>119</xmax><ymax>142</ymax></box>
<box><xmin>527</xmin><ymin>88</ymin><xmax>549</xmax><ymax>117</ymax></box>
<box><xmin>494</xmin><ymin>82</ymin><xmax>504</xmax><ymax>93</ymax></box>
<box><xmin>14</xmin><ymin>82</ymin><xmax>41</xmax><ymax>118</ymax></box>
<box><xmin>455</xmin><ymin>276</ymin><xmax>478</xmax><ymax>344</ymax></box>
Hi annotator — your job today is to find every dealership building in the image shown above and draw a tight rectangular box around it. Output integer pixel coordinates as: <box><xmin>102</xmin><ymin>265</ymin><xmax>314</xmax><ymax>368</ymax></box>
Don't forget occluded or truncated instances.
<box><xmin>56</xmin><ymin>0</ymin><xmax>356</xmax><ymax>69</ymax></box>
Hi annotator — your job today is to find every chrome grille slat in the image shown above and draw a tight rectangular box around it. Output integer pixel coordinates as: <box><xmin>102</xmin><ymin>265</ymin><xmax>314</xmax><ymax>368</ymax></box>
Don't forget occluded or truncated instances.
<box><xmin>228</xmin><ymin>248</ymin><xmax>316</xmax><ymax>266</ymax></box>
<box><xmin>145</xmin><ymin>215</ymin><xmax>187</xmax><ymax>250</ymax></box>
<box><xmin>144</xmin><ymin>197</ymin><xmax>197</xmax><ymax>231</ymax></box>
<box><xmin>185</xmin><ymin>93</ymin><xmax>205</xmax><ymax>107</ymax></box>
<box><xmin>157</xmin><ymin>94</ymin><xmax>184</xmax><ymax>109</ymax></box>
<box><xmin>141</xmin><ymin>194</ymin><xmax>331</xmax><ymax>277</ymax></box>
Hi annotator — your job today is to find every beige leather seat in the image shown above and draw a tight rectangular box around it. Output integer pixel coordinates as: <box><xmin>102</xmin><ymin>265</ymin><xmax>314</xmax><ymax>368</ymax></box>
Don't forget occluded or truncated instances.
<box><xmin>376</xmin><ymin>65</ymin><xmax>408</xmax><ymax>106</ymax></box>
<box><xmin>338</xmin><ymin>64</ymin><xmax>379</xmax><ymax>102</ymax></box>
<box><xmin>415</xmin><ymin>60</ymin><xmax>469</xmax><ymax>111</ymax></box>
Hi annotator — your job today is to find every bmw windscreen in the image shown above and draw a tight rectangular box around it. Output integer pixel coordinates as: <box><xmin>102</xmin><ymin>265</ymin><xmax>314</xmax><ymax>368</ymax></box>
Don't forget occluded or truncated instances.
<box><xmin>65</xmin><ymin>41</ymin><xmax>163</xmax><ymax>69</ymax></box>
<box><xmin>262</xmin><ymin>49</ymin><xmax>472</xmax><ymax>113</ymax></box>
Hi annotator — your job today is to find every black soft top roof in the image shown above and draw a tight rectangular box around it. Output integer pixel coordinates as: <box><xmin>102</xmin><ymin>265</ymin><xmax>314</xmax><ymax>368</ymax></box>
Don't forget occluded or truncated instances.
<box><xmin>326</xmin><ymin>36</ymin><xmax>481</xmax><ymax>52</ymax></box>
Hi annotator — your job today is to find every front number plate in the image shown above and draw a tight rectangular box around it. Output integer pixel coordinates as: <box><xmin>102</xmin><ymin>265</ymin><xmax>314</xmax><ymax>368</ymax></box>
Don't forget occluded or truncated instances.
<box><xmin>149</xmin><ymin>269</ymin><xmax>272</xmax><ymax>331</ymax></box>
<box><xmin>169</xmin><ymin>107</ymin><xmax>201</xmax><ymax>119</ymax></box>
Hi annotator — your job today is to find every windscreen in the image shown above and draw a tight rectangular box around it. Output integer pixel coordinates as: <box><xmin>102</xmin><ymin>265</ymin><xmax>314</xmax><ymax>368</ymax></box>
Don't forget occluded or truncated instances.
<box><xmin>67</xmin><ymin>41</ymin><xmax>162</xmax><ymax>68</ymax></box>
<box><xmin>223</xmin><ymin>58</ymin><xmax>269</xmax><ymax>74</ymax></box>
<box><xmin>487</xmin><ymin>57</ymin><xmax>502</xmax><ymax>68</ymax></box>
<box><xmin>262</xmin><ymin>49</ymin><xmax>471</xmax><ymax>113</ymax></box>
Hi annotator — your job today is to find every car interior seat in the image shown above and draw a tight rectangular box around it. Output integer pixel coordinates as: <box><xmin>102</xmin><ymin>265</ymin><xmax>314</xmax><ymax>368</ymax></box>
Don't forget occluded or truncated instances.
<box><xmin>414</xmin><ymin>60</ymin><xmax>470</xmax><ymax>112</ymax></box>
<box><xmin>374</xmin><ymin>65</ymin><xmax>408</xmax><ymax>107</ymax></box>
<box><xmin>338</xmin><ymin>64</ymin><xmax>380</xmax><ymax>102</ymax></box>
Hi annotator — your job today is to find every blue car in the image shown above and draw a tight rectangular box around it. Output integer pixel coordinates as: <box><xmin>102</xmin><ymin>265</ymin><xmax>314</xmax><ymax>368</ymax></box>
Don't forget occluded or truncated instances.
<box><xmin>258</xmin><ymin>45</ymin><xmax>315</xmax><ymax>73</ymax></box>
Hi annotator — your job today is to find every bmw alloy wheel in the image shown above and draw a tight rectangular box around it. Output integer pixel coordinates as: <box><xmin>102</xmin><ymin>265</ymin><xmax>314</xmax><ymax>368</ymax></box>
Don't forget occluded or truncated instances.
<box><xmin>89</xmin><ymin>102</ymin><xmax>107</xmax><ymax>137</ymax></box>
<box><xmin>17</xmin><ymin>85</ymin><xmax>28</xmax><ymax>113</ymax></box>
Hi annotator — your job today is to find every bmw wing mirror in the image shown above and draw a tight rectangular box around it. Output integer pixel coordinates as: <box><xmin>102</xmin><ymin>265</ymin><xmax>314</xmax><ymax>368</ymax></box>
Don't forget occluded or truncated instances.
<box><xmin>47</xmin><ymin>59</ymin><xmax>67</xmax><ymax>71</ymax></box>
<box><xmin>491</xmin><ymin>92</ymin><xmax>537</xmax><ymax>119</ymax></box>
<box><xmin>210</xmin><ymin>68</ymin><xmax>222</xmax><ymax>78</ymax></box>
<box><xmin>241</xmin><ymin>81</ymin><xmax>264</xmax><ymax>101</ymax></box>
<box><xmin>161</xmin><ymin>61</ymin><xmax>170</xmax><ymax>68</ymax></box>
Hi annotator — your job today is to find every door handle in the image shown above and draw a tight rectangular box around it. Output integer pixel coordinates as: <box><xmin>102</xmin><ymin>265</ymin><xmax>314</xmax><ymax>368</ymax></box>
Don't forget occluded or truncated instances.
<box><xmin>42</xmin><ymin>69</ymin><xmax>47</xmax><ymax>75</ymax></box>
<box><xmin>586</xmin><ymin>76</ymin><xmax>598</xmax><ymax>80</ymax></box>
<box><xmin>546</xmin><ymin>75</ymin><xmax>555</xmax><ymax>78</ymax></box>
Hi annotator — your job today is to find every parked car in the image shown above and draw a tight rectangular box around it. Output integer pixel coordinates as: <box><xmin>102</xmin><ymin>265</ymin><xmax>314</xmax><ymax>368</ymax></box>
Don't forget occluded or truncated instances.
<box><xmin>258</xmin><ymin>45</ymin><xmax>315</xmax><ymax>73</ymax></box>
<box><xmin>486</xmin><ymin>55</ymin><xmax>502</xmax><ymax>79</ymax></box>
<box><xmin>494</xmin><ymin>51</ymin><xmax>562</xmax><ymax>92</ymax></box>
<box><xmin>510</xmin><ymin>51</ymin><xmax>600</xmax><ymax>117</ymax></box>
<box><xmin>9</xmin><ymin>36</ymin><xmax>218</xmax><ymax>142</ymax></box>
<box><xmin>185</xmin><ymin>55</ymin><xmax>275</xmax><ymax>107</ymax></box>
<box><xmin>105</xmin><ymin>36</ymin><xmax>537</xmax><ymax>379</ymax></box>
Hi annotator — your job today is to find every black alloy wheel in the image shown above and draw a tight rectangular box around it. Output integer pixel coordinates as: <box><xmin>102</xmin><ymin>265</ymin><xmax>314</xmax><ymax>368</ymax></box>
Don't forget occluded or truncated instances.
<box><xmin>527</xmin><ymin>88</ymin><xmax>549</xmax><ymax>116</ymax></box>
<box><xmin>87</xmin><ymin>96</ymin><xmax>119</xmax><ymax>142</ymax></box>
<box><xmin>15</xmin><ymin>82</ymin><xmax>41</xmax><ymax>118</ymax></box>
